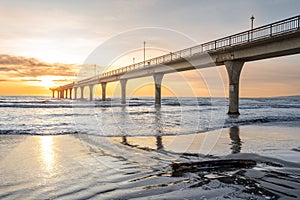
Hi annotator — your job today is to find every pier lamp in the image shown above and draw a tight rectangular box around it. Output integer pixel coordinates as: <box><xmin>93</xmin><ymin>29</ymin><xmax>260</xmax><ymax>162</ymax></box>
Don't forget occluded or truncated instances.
<box><xmin>250</xmin><ymin>15</ymin><xmax>255</xmax><ymax>30</ymax></box>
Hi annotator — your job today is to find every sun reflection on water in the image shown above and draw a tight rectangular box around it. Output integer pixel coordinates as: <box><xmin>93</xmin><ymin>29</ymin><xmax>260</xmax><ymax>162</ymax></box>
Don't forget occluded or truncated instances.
<box><xmin>40</xmin><ymin>136</ymin><xmax>54</xmax><ymax>171</ymax></box>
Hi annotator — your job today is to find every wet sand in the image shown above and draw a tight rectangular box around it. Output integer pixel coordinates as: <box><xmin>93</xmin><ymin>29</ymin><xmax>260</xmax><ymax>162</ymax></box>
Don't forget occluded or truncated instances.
<box><xmin>1</xmin><ymin>123</ymin><xmax>300</xmax><ymax>199</ymax></box>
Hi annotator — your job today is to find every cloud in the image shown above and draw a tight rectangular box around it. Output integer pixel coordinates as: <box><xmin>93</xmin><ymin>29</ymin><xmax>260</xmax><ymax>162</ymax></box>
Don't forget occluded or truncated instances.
<box><xmin>0</xmin><ymin>54</ymin><xmax>77</xmax><ymax>78</ymax></box>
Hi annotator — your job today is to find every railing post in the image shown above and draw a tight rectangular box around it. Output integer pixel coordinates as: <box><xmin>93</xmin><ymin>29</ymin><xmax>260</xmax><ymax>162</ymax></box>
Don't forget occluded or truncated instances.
<box><xmin>298</xmin><ymin>16</ymin><xmax>300</xmax><ymax>30</ymax></box>
<box><xmin>270</xmin><ymin>24</ymin><xmax>273</xmax><ymax>36</ymax></box>
<box><xmin>215</xmin><ymin>40</ymin><xmax>217</xmax><ymax>50</ymax></box>
<box><xmin>229</xmin><ymin>36</ymin><xmax>231</xmax><ymax>46</ymax></box>
<box><xmin>248</xmin><ymin>31</ymin><xmax>250</xmax><ymax>42</ymax></box>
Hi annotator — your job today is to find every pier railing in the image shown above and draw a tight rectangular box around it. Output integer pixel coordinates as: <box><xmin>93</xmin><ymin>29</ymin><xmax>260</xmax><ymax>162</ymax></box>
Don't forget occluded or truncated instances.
<box><xmin>94</xmin><ymin>15</ymin><xmax>300</xmax><ymax>79</ymax></box>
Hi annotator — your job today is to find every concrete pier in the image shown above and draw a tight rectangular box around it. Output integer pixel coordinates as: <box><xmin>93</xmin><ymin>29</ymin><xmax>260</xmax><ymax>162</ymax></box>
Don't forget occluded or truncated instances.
<box><xmin>50</xmin><ymin>15</ymin><xmax>300</xmax><ymax>114</ymax></box>
<box><xmin>153</xmin><ymin>74</ymin><xmax>164</xmax><ymax>106</ymax></box>
<box><xmin>225</xmin><ymin>60</ymin><xmax>244</xmax><ymax>115</ymax></box>
<box><xmin>120</xmin><ymin>79</ymin><xmax>127</xmax><ymax>104</ymax></box>
<box><xmin>101</xmin><ymin>83</ymin><xmax>107</xmax><ymax>101</ymax></box>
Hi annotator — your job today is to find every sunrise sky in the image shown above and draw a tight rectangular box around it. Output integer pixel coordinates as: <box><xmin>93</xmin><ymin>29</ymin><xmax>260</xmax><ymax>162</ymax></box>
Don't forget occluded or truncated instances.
<box><xmin>0</xmin><ymin>0</ymin><xmax>299</xmax><ymax>97</ymax></box>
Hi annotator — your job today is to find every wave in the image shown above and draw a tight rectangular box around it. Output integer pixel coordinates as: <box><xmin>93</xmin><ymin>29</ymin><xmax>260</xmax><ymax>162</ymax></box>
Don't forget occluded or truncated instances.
<box><xmin>225</xmin><ymin>116</ymin><xmax>300</xmax><ymax>127</ymax></box>
<box><xmin>0</xmin><ymin>100</ymin><xmax>49</xmax><ymax>104</ymax></box>
<box><xmin>0</xmin><ymin>104</ymin><xmax>74</xmax><ymax>108</ymax></box>
<box><xmin>0</xmin><ymin>129</ymin><xmax>79</xmax><ymax>136</ymax></box>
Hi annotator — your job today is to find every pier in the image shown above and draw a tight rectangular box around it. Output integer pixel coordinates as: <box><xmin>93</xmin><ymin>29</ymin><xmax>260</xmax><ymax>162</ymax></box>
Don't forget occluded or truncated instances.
<box><xmin>51</xmin><ymin>15</ymin><xmax>300</xmax><ymax>114</ymax></box>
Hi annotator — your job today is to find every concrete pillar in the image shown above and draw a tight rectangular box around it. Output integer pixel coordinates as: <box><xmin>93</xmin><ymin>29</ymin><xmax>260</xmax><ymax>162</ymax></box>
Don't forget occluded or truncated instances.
<box><xmin>80</xmin><ymin>86</ymin><xmax>84</xmax><ymax>99</ymax></box>
<box><xmin>52</xmin><ymin>90</ymin><xmax>55</xmax><ymax>98</ymax></box>
<box><xmin>65</xmin><ymin>90</ymin><xmax>68</xmax><ymax>99</ymax></box>
<box><xmin>153</xmin><ymin>73</ymin><xmax>164</xmax><ymax>107</ymax></box>
<box><xmin>60</xmin><ymin>90</ymin><xmax>64</xmax><ymax>99</ymax></box>
<box><xmin>225</xmin><ymin>60</ymin><xmax>244</xmax><ymax>115</ymax></box>
<box><xmin>89</xmin><ymin>85</ymin><xmax>94</xmax><ymax>101</ymax></box>
<box><xmin>120</xmin><ymin>79</ymin><xmax>127</xmax><ymax>104</ymax></box>
<box><xmin>74</xmin><ymin>87</ymin><xmax>77</xmax><ymax>100</ymax></box>
<box><xmin>101</xmin><ymin>83</ymin><xmax>107</xmax><ymax>101</ymax></box>
<box><xmin>69</xmin><ymin>88</ymin><xmax>72</xmax><ymax>99</ymax></box>
<box><xmin>58</xmin><ymin>91</ymin><xmax>60</xmax><ymax>98</ymax></box>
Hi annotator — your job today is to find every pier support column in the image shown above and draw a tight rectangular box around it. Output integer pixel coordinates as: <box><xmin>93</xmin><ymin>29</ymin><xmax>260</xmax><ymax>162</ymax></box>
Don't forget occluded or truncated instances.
<box><xmin>69</xmin><ymin>88</ymin><xmax>72</xmax><ymax>99</ymax></box>
<box><xmin>120</xmin><ymin>79</ymin><xmax>127</xmax><ymax>104</ymax></box>
<box><xmin>101</xmin><ymin>83</ymin><xmax>107</xmax><ymax>101</ymax></box>
<box><xmin>225</xmin><ymin>60</ymin><xmax>244</xmax><ymax>115</ymax></box>
<box><xmin>74</xmin><ymin>87</ymin><xmax>77</xmax><ymax>100</ymax></box>
<box><xmin>89</xmin><ymin>85</ymin><xmax>94</xmax><ymax>101</ymax></box>
<box><xmin>153</xmin><ymin>73</ymin><xmax>164</xmax><ymax>107</ymax></box>
<box><xmin>80</xmin><ymin>86</ymin><xmax>84</xmax><ymax>99</ymax></box>
<box><xmin>65</xmin><ymin>90</ymin><xmax>68</xmax><ymax>99</ymax></box>
<box><xmin>52</xmin><ymin>90</ymin><xmax>55</xmax><ymax>98</ymax></box>
<box><xmin>60</xmin><ymin>90</ymin><xmax>64</xmax><ymax>98</ymax></box>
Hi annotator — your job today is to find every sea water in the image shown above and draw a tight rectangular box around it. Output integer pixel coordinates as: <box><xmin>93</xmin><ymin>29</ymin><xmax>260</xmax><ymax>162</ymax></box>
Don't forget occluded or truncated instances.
<box><xmin>0</xmin><ymin>96</ymin><xmax>299</xmax><ymax>136</ymax></box>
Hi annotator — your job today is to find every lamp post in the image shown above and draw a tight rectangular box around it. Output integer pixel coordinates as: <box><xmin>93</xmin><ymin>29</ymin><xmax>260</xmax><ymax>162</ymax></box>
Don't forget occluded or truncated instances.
<box><xmin>250</xmin><ymin>15</ymin><xmax>255</xmax><ymax>30</ymax></box>
<box><xmin>250</xmin><ymin>15</ymin><xmax>255</xmax><ymax>40</ymax></box>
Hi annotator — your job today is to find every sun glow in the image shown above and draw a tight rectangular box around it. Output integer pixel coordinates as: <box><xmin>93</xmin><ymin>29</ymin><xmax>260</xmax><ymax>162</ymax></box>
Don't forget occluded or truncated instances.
<box><xmin>40</xmin><ymin>76</ymin><xmax>54</xmax><ymax>87</ymax></box>
<box><xmin>37</xmin><ymin>76</ymin><xmax>68</xmax><ymax>88</ymax></box>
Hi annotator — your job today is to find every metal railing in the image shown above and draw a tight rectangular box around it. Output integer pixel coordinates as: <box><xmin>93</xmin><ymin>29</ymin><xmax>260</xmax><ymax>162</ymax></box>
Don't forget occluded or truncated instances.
<box><xmin>94</xmin><ymin>15</ymin><xmax>300</xmax><ymax>80</ymax></box>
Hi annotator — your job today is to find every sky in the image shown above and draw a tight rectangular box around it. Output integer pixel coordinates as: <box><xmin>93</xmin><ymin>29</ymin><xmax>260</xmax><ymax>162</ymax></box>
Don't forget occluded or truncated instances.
<box><xmin>0</xmin><ymin>0</ymin><xmax>299</xmax><ymax>97</ymax></box>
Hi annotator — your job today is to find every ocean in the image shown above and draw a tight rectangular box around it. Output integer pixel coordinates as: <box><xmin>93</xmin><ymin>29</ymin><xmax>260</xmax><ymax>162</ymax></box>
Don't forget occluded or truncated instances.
<box><xmin>0</xmin><ymin>96</ymin><xmax>300</xmax><ymax>199</ymax></box>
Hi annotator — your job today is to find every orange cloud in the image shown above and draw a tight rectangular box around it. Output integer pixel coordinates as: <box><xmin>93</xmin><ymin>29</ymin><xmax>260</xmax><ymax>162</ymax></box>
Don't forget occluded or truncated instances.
<box><xmin>0</xmin><ymin>54</ymin><xmax>77</xmax><ymax>78</ymax></box>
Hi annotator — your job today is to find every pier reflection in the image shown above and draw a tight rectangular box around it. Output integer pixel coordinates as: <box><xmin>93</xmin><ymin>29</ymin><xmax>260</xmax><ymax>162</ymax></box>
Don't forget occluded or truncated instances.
<box><xmin>120</xmin><ymin>107</ymin><xmax>165</xmax><ymax>151</ymax></box>
<box><xmin>154</xmin><ymin>107</ymin><xmax>164</xmax><ymax>150</ymax></box>
<box><xmin>156</xmin><ymin>136</ymin><xmax>163</xmax><ymax>150</ymax></box>
<box><xmin>116</xmin><ymin>109</ymin><xmax>244</xmax><ymax>155</ymax></box>
<box><xmin>229</xmin><ymin>126</ymin><xmax>242</xmax><ymax>154</ymax></box>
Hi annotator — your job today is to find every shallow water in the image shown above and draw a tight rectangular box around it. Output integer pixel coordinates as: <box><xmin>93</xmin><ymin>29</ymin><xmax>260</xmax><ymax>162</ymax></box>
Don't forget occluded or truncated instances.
<box><xmin>0</xmin><ymin>123</ymin><xmax>300</xmax><ymax>199</ymax></box>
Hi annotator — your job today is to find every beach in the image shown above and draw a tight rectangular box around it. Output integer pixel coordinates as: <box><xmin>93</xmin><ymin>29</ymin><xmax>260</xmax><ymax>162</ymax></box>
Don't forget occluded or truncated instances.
<box><xmin>1</xmin><ymin>122</ymin><xmax>300</xmax><ymax>199</ymax></box>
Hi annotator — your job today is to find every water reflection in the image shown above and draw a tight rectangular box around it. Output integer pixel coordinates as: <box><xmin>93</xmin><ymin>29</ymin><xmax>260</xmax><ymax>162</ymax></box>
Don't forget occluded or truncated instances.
<box><xmin>229</xmin><ymin>126</ymin><xmax>242</xmax><ymax>154</ymax></box>
<box><xmin>156</xmin><ymin>136</ymin><xmax>163</xmax><ymax>150</ymax></box>
<box><xmin>155</xmin><ymin>107</ymin><xmax>164</xmax><ymax>150</ymax></box>
<box><xmin>40</xmin><ymin>136</ymin><xmax>54</xmax><ymax>171</ymax></box>
<box><xmin>122</xmin><ymin>136</ymin><xmax>128</xmax><ymax>145</ymax></box>
<box><xmin>120</xmin><ymin>107</ymin><xmax>165</xmax><ymax>150</ymax></box>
